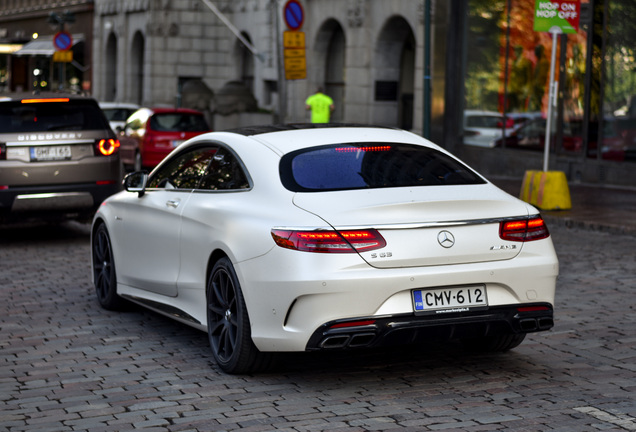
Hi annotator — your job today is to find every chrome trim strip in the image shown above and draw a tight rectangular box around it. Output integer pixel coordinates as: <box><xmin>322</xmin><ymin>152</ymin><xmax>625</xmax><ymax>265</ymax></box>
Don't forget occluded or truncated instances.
<box><xmin>273</xmin><ymin>214</ymin><xmax>540</xmax><ymax>232</ymax></box>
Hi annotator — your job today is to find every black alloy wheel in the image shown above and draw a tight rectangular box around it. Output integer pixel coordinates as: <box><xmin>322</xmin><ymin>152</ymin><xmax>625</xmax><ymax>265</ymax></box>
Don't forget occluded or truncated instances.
<box><xmin>207</xmin><ymin>257</ymin><xmax>269</xmax><ymax>374</ymax></box>
<box><xmin>92</xmin><ymin>223</ymin><xmax>123</xmax><ymax>310</ymax></box>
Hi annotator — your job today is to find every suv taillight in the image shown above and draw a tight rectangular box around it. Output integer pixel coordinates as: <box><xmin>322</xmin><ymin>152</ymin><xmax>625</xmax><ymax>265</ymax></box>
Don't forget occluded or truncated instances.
<box><xmin>271</xmin><ymin>229</ymin><xmax>386</xmax><ymax>253</ymax></box>
<box><xmin>499</xmin><ymin>216</ymin><xmax>550</xmax><ymax>242</ymax></box>
<box><xmin>95</xmin><ymin>139</ymin><xmax>120</xmax><ymax>156</ymax></box>
<box><xmin>0</xmin><ymin>143</ymin><xmax>6</xmax><ymax>160</ymax></box>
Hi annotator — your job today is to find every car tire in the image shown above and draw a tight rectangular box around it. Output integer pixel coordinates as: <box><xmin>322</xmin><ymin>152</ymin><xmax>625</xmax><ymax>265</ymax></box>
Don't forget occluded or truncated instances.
<box><xmin>461</xmin><ymin>333</ymin><xmax>526</xmax><ymax>352</ymax></box>
<box><xmin>207</xmin><ymin>257</ymin><xmax>270</xmax><ymax>374</ymax></box>
<box><xmin>92</xmin><ymin>223</ymin><xmax>124</xmax><ymax>310</ymax></box>
<box><xmin>134</xmin><ymin>151</ymin><xmax>142</xmax><ymax>172</ymax></box>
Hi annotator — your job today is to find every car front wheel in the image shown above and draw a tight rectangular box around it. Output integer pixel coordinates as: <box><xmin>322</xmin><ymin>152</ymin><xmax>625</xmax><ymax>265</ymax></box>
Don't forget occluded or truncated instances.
<box><xmin>207</xmin><ymin>257</ymin><xmax>270</xmax><ymax>374</ymax></box>
<box><xmin>92</xmin><ymin>223</ymin><xmax>124</xmax><ymax>310</ymax></box>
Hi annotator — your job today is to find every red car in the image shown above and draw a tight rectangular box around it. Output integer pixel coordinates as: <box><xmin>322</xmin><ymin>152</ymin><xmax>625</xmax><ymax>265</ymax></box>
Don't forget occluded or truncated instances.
<box><xmin>119</xmin><ymin>107</ymin><xmax>211</xmax><ymax>171</ymax></box>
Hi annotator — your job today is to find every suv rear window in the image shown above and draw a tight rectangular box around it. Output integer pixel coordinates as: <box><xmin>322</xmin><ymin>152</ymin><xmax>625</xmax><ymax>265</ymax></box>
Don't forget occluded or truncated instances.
<box><xmin>280</xmin><ymin>143</ymin><xmax>486</xmax><ymax>192</ymax></box>
<box><xmin>149</xmin><ymin>113</ymin><xmax>210</xmax><ymax>132</ymax></box>
<box><xmin>0</xmin><ymin>100</ymin><xmax>110</xmax><ymax>133</ymax></box>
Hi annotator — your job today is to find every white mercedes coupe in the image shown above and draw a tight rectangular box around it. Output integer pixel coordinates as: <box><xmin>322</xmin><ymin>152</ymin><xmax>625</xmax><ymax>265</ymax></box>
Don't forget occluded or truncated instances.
<box><xmin>91</xmin><ymin>125</ymin><xmax>558</xmax><ymax>374</ymax></box>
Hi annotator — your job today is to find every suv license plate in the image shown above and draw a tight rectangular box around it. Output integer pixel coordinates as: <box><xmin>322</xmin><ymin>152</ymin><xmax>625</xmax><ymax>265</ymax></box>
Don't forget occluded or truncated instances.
<box><xmin>30</xmin><ymin>146</ymin><xmax>72</xmax><ymax>161</ymax></box>
<box><xmin>413</xmin><ymin>285</ymin><xmax>487</xmax><ymax>314</ymax></box>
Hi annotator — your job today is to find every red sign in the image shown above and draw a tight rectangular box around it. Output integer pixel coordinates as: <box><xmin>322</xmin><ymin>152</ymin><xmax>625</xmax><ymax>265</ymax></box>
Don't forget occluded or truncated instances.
<box><xmin>53</xmin><ymin>31</ymin><xmax>73</xmax><ymax>51</ymax></box>
<box><xmin>283</xmin><ymin>0</ymin><xmax>304</xmax><ymax>31</ymax></box>
<box><xmin>533</xmin><ymin>0</ymin><xmax>580</xmax><ymax>33</ymax></box>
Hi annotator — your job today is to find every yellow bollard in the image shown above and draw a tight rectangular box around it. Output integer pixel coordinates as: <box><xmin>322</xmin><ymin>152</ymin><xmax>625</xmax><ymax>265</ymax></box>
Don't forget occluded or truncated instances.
<box><xmin>519</xmin><ymin>170</ymin><xmax>572</xmax><ymax>210</ymax></box>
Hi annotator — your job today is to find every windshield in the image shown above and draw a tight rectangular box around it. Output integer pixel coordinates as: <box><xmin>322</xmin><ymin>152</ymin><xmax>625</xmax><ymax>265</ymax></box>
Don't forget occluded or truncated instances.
<box><xmin>102</xmin><ymin>108</ymin><xmax>137</xmax><ymax>122</ymax></box>
<box><xmin>0</xmin><ymin>100</ymin><xmax>110</xmax><ymax>133</ymax></box>
<box><xmin>149</xmin><ymin>113</ymin><xmax>210</xmax><ymax>132</ymax></box>
<box><xmin>280</xmin><ymin>143</ymin><xmax>486</xmax><ymax>192</ymax></box>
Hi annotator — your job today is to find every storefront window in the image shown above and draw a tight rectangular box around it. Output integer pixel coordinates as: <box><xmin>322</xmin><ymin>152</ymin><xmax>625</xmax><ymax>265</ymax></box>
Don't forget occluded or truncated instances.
<box><xmin>463</xmin><ymin>0</ymin><xmax>636</xmax><ymax>161</ymax></box>
<box><xmin>604</xmin><ymin>2</ymin><xmax>636</xmax><ymax>162</ymax></box>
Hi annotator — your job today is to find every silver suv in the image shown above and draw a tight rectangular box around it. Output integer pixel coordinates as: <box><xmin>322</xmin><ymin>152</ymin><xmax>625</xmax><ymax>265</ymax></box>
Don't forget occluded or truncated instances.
<box><xmin>0</xmin><ymin>93</ymin><xmax>123</xmax><ymax>223</ymax></box>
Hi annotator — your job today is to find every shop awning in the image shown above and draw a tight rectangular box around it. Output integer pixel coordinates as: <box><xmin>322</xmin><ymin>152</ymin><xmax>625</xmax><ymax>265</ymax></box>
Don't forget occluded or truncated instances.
<box><xmin>14</xmin><ymin>34</ymin><xmax>83</xmax><ymax>56</ymax></box>
<box><xmin>0</xmin><ymin>44</ymin><xmax>23</xmax><ymax>54</ymax></box>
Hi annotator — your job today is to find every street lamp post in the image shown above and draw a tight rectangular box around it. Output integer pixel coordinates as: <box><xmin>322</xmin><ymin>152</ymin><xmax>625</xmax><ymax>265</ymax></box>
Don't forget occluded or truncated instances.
<box><xmin>47</xmin><ymin>11</ymin><xmax>75</xmax><ymax>90</ymax></box>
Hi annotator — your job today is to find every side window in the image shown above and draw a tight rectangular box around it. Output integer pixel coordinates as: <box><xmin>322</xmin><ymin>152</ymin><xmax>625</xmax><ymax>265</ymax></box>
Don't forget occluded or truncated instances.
<box><xmin>199</xmin><ymin>147</ymin><xmax>249</xmax><ymax>190</ymax></box>
<box><xmin>148</xmin><ymin>146</ymin><xmax>218</xmax><ymax>190</ymax></box>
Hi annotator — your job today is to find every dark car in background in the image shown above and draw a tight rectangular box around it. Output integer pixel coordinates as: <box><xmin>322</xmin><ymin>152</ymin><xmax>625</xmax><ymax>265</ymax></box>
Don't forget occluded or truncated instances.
<box><xmin>497</xmin><ymin>117</ymin><xmax>629</xmax><ymax>161</ymax></box>
<box><xmin>118</xmin><ymin>107</ymin><xmax>212</xmax><ymax>171</ymax></box>
<box><xmin>0</xmin><ymin>93</ymin><xmax>123</xmax><ymax>223</ymax></box>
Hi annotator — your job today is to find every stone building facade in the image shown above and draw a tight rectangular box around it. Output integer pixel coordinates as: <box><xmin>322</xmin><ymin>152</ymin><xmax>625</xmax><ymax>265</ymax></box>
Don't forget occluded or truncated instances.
<box><xmin>91</xmin><ymin>0</ymin><xmax>438</xmax><ymax>134</ymax></box>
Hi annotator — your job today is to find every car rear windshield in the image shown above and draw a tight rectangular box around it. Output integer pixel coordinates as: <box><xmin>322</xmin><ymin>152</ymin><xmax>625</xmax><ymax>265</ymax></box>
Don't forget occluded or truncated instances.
<box><xmin>149</xmin><ymin>113</ymin><xmax>210</xmax><ymax>132</ymax></box>
<box><xmin>0</xmin><ymin>100</ymin><xmax>110</xmax><ymax>133</ymax></box>
<box><xmin>280</xmin><ymin>143</ymin><xmax>486</xmax><ymax>192</ymax></box>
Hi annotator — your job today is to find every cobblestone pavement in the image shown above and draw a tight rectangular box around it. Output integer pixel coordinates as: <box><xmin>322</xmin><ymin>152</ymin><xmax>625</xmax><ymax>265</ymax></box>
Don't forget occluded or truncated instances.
<box><xmin>1</xmin><ymin>221</ymin><xmax>635</xmax><ymax>432</ymax></box>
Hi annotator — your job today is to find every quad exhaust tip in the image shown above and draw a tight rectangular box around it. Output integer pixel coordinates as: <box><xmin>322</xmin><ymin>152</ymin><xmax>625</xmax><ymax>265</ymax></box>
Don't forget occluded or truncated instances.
<box><xmin>320</xmin><ymin>333</ymin><xmax>376</xmax><ymax>349</ymax></box>
<box><xmin>520</xmin><ymin>317</ymin><xmax>554</xmax><ymax>332</ymax></box>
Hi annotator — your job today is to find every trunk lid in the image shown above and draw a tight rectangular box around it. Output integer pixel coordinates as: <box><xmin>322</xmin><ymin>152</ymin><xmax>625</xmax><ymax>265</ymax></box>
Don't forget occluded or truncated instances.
<box><xmin>292</xmin><ymin>184</ymin><xmax>533</xmax><ymax>268</ymax></box>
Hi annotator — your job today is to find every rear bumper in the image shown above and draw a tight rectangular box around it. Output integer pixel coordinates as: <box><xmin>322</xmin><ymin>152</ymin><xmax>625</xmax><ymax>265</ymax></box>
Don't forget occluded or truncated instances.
<box><xmin>0</xmin><ymin>181</ymin><xmax>122</xmax><ymax>222</ymax></box>
<box><xmin>306</xmin><ymin>303</ymin><xmax>554</xmax><ymax>350</ymax></box>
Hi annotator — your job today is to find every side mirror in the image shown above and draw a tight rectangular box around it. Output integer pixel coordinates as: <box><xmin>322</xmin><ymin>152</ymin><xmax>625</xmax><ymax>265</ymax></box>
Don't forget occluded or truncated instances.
<box><xmin>123</xmin><ymin>171</ymin><xmax>148</xmax><ymax>197</ymax></box>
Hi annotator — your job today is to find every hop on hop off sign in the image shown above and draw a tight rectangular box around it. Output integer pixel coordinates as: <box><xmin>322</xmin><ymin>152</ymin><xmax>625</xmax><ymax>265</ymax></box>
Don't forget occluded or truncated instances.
<box><xmin>533</xmin><ymin>0</ymin><xmax>580</xmax><ymax>33</ymax></box>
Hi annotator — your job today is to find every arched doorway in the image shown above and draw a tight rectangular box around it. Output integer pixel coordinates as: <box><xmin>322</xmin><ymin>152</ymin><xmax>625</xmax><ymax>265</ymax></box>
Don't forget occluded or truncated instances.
<box><xmin>314</xmin><ymin>19</ymin><xmax>345</xmax><ymax>123</ymax></box>
<box><xmin>373</xmin><ymin>16</ymin><xmax>416</xmax><ymax>129</ymax></box>
<box><xmin>130</xmin><ymin>32</ymin><xmax>145</xmax><ymax>105</ymax></box>
<box><xmin>105</xmin><ymin>33</ymin><xmax>117</xmax><ymax>101</ymax></box>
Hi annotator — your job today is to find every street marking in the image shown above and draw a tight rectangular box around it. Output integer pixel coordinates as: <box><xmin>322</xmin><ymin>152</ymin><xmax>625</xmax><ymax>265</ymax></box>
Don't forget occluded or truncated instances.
<box><xmin>574</xmin><ymin>407</ymin><xmax>636</xmax><ymax>431</ymax></box>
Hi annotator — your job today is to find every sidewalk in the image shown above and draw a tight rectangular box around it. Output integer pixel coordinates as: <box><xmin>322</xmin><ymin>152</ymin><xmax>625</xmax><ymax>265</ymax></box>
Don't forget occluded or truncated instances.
<box><xmin>491</xmin><ymin>177</ymin><xmax>636</xmax><ymax>237</ymax></box>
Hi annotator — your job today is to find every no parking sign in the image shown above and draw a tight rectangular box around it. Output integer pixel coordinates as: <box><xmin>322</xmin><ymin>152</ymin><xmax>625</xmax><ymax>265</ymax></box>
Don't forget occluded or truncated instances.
<box><xmin>283</xmin><ymin>0</ymin><xmax>304</xmax><ymax>30</ymax></box>
<box><xmin>53</xmin><ymin>31</ymin><xmax>73</xmax><ymax>51</ymax></box>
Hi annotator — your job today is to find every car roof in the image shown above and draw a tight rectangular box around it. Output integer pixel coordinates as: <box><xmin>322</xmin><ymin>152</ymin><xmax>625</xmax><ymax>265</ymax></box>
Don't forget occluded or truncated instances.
<box><xmin>208</xmin><ymin>124</ymin><xmax>438</xmax><ymax>156</ymax></box>
<box><xmin>150</xmin><ymin>107</ymin><xmax>204</xmax><ymax>115</ymax></box>
<box><xmin>0</xmin><ymin>92</ymin><xmax>98</xmax><ymax>103</ymax></box>
<box><xmin>99</xmin><ymin>101</ymin><xmax>140</xmax><ymax>109</ymax></box>
<box><xmin>464</xmin><ymin>109</ymin><xmax>502</xmax><ymax>117</ymax></box>
<box><xmin>223</xmin><ymin>123</ymin><xmax>395</xmax><ymax>136</ymax></box>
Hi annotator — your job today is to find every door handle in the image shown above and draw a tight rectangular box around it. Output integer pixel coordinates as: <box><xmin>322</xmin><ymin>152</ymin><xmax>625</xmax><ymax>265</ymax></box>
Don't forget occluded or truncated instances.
<box><xmin>166</xmin><ymin>199</ymin><xmax>180</xmax><ymax>208</ymax></box>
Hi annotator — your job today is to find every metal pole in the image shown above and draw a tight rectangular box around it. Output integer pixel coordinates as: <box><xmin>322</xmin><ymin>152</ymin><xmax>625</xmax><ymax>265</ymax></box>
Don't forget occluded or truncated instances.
<box><xmin>200</xmin><ymin>0</ymin><xmax>265</xmax><ymax>62</ymax></box>
<box><xmin>274</xmin><ymin>0</ymin><xmax>287</xmax><ymax>123</ymax></box>
<box><xmin>501</xmin><ymin>0</ymin><xmax>511</xmax><ymax>148</ymax></box>
<box><xmin>422</xmin><ymin>0</ymin><xmax>431</xmax><ymax>139</ymax></box>
<box><xmin>543</xmin><ymin>29</ymin><xmax>559</xmax><ymax>172</ymax></box>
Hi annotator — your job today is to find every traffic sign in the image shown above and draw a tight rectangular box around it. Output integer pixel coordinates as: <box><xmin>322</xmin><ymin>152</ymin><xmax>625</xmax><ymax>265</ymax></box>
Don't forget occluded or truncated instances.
<box><xmin>283</xmin><ymin>30</ymin><xmax>305</xmax><ymax>48</ymax></box>
<box><xmin>53</xmin><ymin>31</ymin><xmax>73</xmax><ymax>51</ymax></box>
<box><xmin>283</xmin><ymin>31</ymin><xmax>306</xmax><ymax>80</ymax></box>
<box><xmin>53</xmin><ymin>50</ymin><xmax>73</xmax><ymax>63</ymax></box>
<box><xmin>283</xmin><ymin>0</ymin><xmax>304</xmax><ymax>30</ymax></box>
<box><xmin>533</xmin><ymin>0</ymin><xmax>580</xmax><ymax>34</ymax></box>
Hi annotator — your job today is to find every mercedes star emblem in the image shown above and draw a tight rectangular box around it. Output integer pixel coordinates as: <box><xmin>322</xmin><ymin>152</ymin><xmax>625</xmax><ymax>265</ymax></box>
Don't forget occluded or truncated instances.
<box><xmin>437</xmin><ymin>230</ymin><xmax>455</xmax><ymax>248</ymax></box>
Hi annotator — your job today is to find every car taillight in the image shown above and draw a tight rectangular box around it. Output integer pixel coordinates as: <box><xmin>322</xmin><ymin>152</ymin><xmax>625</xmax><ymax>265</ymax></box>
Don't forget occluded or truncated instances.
<box><xmin>95</xmin><ymin>138</ymin><xmax>120</xmax><ymax>156</ymax></box>
<box><xmin>499</xmin><ymin>216</ymin><xmax>550</xmax><ymax>242</ymax></box>
<box><xmin>271</xmin><ymin>229</ymin><xmax>386</xmax><ymax>253</ymax></box>
<box><xmin>0</xmin><ymin>143</ymin><xmax>6</xmax><ymax>160</ymax></box>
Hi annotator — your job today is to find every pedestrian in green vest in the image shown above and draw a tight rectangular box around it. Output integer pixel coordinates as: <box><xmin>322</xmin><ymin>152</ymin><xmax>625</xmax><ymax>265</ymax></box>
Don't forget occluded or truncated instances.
<box><xmin>305</xmin><ymin>87</ymin><xmax>334</xmax><ymax>123</ymax></box>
